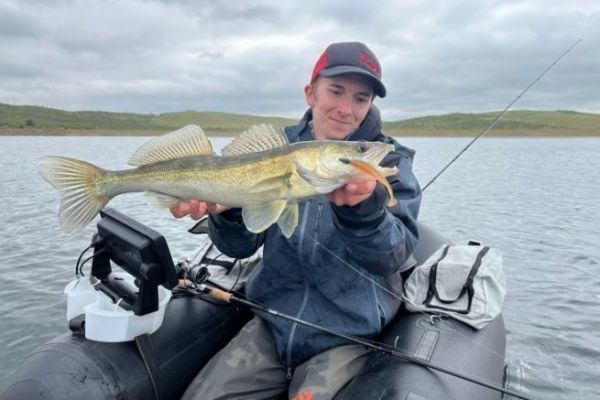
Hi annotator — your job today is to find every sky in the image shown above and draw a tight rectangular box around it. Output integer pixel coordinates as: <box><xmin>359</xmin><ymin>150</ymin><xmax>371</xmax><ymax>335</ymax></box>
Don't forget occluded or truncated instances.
<box><xmin>1</xmin><ymin>0</ymin><xmax>598</xmax><ymax>121</ymax></box>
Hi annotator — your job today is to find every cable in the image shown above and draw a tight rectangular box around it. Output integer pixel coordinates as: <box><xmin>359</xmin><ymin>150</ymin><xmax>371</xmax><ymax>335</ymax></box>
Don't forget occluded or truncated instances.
<box><xmin>78</xmin><ymin>248</ymin><xmax>106</xmax><ymax>276</ymax></box>
<box><xmin>75</xmin><ymin>244</ymin><xmax>94</xmax><ymax>277</ymax></box>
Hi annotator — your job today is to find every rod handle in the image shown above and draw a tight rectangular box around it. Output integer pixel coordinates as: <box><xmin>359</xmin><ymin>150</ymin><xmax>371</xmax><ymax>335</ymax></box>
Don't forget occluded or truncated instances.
<box><xmin>207</xmin><ymin>287</ymin><xmax>233</xmax><ymax>303</ymax></box>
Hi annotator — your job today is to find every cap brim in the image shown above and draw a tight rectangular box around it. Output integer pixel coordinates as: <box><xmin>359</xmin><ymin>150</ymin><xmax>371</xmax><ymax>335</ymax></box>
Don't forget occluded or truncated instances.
<box><xmin>319</xmin><ymin>65</ymin><xmax>386</xmax><ymax>98</ymax></box>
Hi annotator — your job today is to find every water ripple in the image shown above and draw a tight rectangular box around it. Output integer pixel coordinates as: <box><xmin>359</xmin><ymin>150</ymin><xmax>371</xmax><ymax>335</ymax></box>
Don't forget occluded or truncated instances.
<box><xmin>1</xmin><ymin>136</ymin><xmax>600</xmax><ymax>398</ymax></box>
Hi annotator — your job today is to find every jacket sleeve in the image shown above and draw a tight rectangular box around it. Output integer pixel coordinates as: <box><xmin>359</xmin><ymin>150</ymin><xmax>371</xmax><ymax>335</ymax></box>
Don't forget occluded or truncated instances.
<box><xmin>208</xmin><ymin>208</ymin><xmax>265</xmax><ymax>259</ymax></box>
<box><xmin>331</xmin><ymin>138</ymin><xmax>422</xmax><ymax>276</ymax></box>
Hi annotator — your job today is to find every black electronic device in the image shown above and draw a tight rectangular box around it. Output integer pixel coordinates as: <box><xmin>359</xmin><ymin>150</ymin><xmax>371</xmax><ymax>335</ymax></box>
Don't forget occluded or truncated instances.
<box><xmin>90</xmin><ymin>208</ymin><xmax>178</xmax><ymax>316</ymax></box>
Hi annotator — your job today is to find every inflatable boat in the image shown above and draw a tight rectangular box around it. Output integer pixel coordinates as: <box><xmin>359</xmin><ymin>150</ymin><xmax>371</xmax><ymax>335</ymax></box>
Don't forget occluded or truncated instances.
<box><xmin>1</xmin><ymin>208</ymin><xmax>509</xmax><ymax>400</ymax></box>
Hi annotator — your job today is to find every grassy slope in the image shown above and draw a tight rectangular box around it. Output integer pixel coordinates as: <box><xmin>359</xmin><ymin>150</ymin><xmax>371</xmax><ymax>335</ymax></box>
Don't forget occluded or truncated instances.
<box><xmin>154</xmin><ymin>111</ymin><xmax>296</xmax><ymax>133</ymax></box>
<box><xmin>383</xmin><ymin>110</ymin><xmax>600</xmax><ymax>136</ymax></box>
<box><xmin>0</xmin><ymin>103</ymin><xmax>297</xmax><ymax>136</ymax></box>
<box><xmin>1</xmin><ymin>103</ymin><xmax>598</xmax><ymax>136</ymax></box>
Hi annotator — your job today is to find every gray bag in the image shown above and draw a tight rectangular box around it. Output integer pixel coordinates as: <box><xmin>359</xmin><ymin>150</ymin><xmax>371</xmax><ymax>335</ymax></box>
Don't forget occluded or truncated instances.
<box><xmin>403</xmin><ymin>244</ymin><xmax>506</xmax><ymax>329</ymax></box>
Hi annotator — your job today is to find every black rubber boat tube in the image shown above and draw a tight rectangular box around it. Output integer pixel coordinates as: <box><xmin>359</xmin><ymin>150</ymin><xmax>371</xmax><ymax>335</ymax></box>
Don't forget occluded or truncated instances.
<box><xmin>201</xmin><ymin>285</ymin><xmax>534</xmax><ymax>400</ymax></box>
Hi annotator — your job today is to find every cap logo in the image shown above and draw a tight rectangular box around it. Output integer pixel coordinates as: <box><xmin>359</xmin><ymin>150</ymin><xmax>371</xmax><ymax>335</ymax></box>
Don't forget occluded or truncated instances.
<box><xmin>359</xmin><ymin>52</ymin><xmax>380</xmax><ymax>75</ymax></box>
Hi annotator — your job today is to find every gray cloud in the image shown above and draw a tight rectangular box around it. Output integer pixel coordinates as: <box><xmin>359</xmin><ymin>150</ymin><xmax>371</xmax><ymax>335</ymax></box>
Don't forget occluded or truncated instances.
<box><xmin>0</xmin><ymin>0</ymin><xmax>598</xmax><ymax>120</ymax></box>
<box><xmin>0</xmin><ymin>2</ymin><xmax>40</xmax><ymax>38</ymax></box>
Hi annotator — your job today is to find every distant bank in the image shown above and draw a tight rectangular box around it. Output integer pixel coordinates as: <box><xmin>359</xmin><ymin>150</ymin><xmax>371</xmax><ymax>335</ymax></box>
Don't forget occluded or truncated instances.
<box><xmin>1</xmin><ymin>103</ymin><xmax>599</xmax><ymax>136</ymax></box>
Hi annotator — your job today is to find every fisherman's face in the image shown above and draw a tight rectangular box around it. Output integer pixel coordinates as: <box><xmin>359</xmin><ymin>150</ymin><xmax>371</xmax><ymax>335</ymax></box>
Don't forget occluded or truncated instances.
<box><xmin>305</xmin><ymin>74</ymin><xmax>374</xmax><ymax>140</ymax></box>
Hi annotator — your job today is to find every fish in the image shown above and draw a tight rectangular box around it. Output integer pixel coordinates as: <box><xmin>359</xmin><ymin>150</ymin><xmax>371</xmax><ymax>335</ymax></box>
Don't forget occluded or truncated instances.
<box><xmin>39</xmin><ymin>124</ymin><xmax>398</xmax><ymax>237</ymax></box>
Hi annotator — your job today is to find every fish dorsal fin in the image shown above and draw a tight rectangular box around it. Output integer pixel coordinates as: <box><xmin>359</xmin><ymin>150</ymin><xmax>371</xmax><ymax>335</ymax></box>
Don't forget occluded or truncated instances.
<box><xmin>222</xmin><ymin>124</ymin><xmax>288</xmax><ymax>156</ymax></box>
<box><xmin>128</xmin><ymin>124</ymin><xmax>214</xmax><ymax>166</ymax></box>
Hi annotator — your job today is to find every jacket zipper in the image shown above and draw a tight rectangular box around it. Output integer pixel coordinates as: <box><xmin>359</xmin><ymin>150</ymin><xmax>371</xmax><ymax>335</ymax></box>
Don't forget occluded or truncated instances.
<box><xmin>286</xmin><ymin>200</ymin><xmax>312</xmax><ymax>378</ymax></box>
<box><xmin>310</xmin><ymin>202</ymin><xmax>324</xmax><ymax>264</ymax></box>
<box><xmin>286</xmin><ymin>283</ymin><xmax>310</xmax><ymax>378</ymax></box>
<box><xmin>297</xmin><ymin>201</ymin><xmax>311</xmax><ymax>257</ymax></box>
<box><xmin>372</xmin><ymin>280</ymin><xmax>384</xmax><ymax>332</ymax></box>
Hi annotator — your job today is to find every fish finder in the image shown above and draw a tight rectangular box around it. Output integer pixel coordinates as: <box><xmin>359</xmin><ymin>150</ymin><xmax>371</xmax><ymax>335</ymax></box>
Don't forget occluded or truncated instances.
<box><xmin>90</xmin><ymin>208</ymin><xmax>178</xmax><ymax>316</ymax></box>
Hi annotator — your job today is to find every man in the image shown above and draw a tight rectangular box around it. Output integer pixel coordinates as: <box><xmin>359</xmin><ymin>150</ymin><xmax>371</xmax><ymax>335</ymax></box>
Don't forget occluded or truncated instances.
<box><xmin>173</xmin><ymin>41</ymin><xmax>422</xmax><ymax>400</ymax></box>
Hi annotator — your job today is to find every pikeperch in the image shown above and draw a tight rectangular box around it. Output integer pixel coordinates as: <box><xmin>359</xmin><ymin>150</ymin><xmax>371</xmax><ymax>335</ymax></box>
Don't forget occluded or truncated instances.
<box><xmin>39</xmin><ymin>124</ymin><xmax>398</xmax><ymax>237</ymax></box>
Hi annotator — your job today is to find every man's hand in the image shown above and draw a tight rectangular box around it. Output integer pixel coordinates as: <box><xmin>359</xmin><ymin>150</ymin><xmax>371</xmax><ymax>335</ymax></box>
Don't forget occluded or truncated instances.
<box><xmin>326</xmin><ymin>179</ymin><xmax>377</xmax><ymax>207</ymax></box>
<box><xmin>169</xmin><ymin>199</ymin><xmax>228</xmax><ymax>220</ymax></box>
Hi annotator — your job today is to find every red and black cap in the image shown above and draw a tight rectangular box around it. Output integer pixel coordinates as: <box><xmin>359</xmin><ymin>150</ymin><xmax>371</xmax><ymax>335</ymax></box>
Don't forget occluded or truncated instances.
<box><xmin>310</xmin><ymin>41</ymin><xmax>386</xmax><ymax>98</ymax></box>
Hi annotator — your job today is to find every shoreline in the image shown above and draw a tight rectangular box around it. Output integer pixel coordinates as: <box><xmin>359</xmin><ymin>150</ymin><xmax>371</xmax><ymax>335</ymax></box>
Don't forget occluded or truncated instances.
<box><xmin>2</xmin><ymin>128</ymin><xmax>600</xmax><ymax>137</ymax></box>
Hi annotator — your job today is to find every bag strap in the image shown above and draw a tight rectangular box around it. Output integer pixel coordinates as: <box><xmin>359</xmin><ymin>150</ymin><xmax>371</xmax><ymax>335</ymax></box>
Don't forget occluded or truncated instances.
<box><xmin>423</xmin><ymin>246</ymin><xmax>490</xmax><ymax>314</ymax></box>
<box><xmin>199</xmin><ymin>243</ymin><xmax>236</xmax><ymax>274</ymax></box>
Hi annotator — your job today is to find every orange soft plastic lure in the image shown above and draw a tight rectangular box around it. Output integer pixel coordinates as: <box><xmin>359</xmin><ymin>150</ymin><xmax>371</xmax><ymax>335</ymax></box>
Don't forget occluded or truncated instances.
<box><xmin>340</xmin><ymin>158</ymin><xmax>397</xmax><ymax>207</ymax></box>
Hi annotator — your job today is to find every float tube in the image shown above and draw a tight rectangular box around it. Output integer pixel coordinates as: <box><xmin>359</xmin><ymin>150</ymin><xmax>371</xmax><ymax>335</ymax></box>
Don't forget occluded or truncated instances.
<box><xmin>1</xmin><ymin>211</ymin><xmax>506</xmax><ymax>400</ymax></box>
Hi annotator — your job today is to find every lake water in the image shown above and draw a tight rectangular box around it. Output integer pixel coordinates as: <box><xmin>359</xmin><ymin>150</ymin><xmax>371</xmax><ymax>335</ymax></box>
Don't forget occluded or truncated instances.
<box><xmin>0</xmin><ymin>135</ymin><xmax>598</xmax><ymax>399</ymax></box>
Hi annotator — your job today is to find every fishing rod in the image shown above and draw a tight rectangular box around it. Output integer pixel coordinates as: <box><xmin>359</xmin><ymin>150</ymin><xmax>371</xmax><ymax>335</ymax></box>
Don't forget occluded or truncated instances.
<box><xmin>422</xmin><ymin>38</ymin><xmax>582</xmax><ymax>192</ymax></box>
<box><xmin>196</xmin><ymin>284</ymin><xmax>535</xmax><ymax>400</ymax></box>
<box><xmin>173</xmin><ymin>42</ymin><xmax>580</xmax><ymax>400</ymax></box>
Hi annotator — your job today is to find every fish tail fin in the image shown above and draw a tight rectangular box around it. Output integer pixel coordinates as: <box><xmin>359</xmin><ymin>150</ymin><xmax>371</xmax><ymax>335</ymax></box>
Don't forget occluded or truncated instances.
<box><xmin>39</xmin><ymin>156</ymin><xmax>110</xmax><ymax>233</ymax></box>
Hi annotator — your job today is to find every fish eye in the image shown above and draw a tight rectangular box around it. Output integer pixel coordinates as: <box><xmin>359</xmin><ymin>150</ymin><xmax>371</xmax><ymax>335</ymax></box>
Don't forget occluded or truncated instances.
<box><xmin>356</xmin><ymin>142</ymin><xmax>369</xmax><ymax>153</ymax></box>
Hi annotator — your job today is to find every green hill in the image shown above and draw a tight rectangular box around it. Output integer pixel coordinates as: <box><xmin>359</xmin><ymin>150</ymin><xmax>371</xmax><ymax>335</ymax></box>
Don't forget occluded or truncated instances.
<box><xmin>383</xmin><ymin>110</ymin><xmax>600</xmax><ymax>136</ymax></box>
<box><xmin>0</xmin><ymin>103</ymin><xmax>296</xmax><ymax>136</ymax></box>
<box><xmin>153</xmin><ymin>111</ymin><xmax>296</xmax><ymax>133</ymax></box>
<box><xmin>1</xmin><ymin>103</ymin><xmax>598</xmax><ymax>136</ymax></box>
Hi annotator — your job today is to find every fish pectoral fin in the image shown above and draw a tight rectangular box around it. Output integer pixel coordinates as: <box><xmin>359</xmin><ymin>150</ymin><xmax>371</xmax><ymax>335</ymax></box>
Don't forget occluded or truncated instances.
<box><xmin>242</xmin><ymin>200</ymin><xmax>287</xmax><ymax>234</ymax></box>
<box><xmin>277</xmin><ymin>202</ymin><xmax>299</xmax><ymax>238</ymax></box>
<box><xmin>144</xmin><ymin>191</ymin><xmax>185</xmax><ymax>209</ymax></box>
<box><xmin>294</xmin><ymin>160</ymin><xmax>343</xmax><ymax>194</ymax></box>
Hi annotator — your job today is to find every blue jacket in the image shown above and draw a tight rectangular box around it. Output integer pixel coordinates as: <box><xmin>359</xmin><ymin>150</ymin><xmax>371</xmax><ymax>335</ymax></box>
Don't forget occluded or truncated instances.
<box><xmin>208</xmin><ymin>107</ymin><xmax>422</xmax><ymax>368</ymax></box>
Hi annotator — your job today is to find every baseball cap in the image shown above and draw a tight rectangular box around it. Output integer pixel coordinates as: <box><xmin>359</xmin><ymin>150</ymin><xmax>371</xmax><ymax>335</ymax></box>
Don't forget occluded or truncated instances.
<box><xmin>310</xmin><ymin>41</ymin><xmax>386</xmax><ymax>98</ymax></box>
